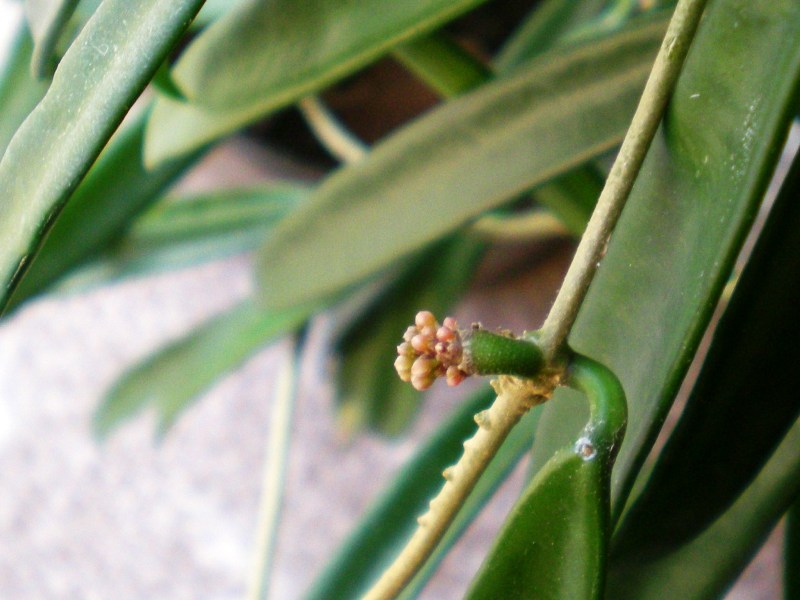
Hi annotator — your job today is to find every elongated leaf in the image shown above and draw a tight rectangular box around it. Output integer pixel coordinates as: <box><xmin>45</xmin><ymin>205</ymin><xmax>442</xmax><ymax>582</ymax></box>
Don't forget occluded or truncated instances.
<box><xmin>59</xmin><ymin>184</ymin><xmax>308</xmax><ymax>291</ymax></box>
<box><xmin>94</xmin><ymin>300</ymin><xmax>316</xmax><ymax>438</ymax></box>
<box><xmin>494</xmin><ymin>0</ymin><xmax>607</xmax><ymax>70</ymax></box>
<box><xmin>6</xmin><ymin>109</ymin><xmax>203</xmax><ymax>311</ymax></box>
<box><xmin>0</xmin><ymin>0</ymin><xmax>207</xmax><ymax>313</ymax></box>
<box><xmin>607</xmin><ymin>417</ymin><xmax>800</xmax><ymax>600</ymax></box>
<box><xmin>0</xmin><ymin>12</ymin><xmax>49</xmax><ymax>156</ymax></box>
<box><xmin>24</xmin><ymin>0</ymin><xmax>80</xmax><ymax>77</ymax></box>
<box><xmin>255</xmin><ymin>18</ymin><xmax>667</xmax><ymax>310</ymax></box>
<box><xmin>612</xmin><ymin>148</ymin><xmax>800</xmax><ymax>558</ymax></box>
<box><xmin>307</xmin><ymin>387</ymin><xmax>541</xmax><ymax>599</ymax></box>
<box><xmin>144</xmin><ymin>0</ymin><xmax>490</xmax><ymax>165</ymax></box>
<box><xmin>533</xmin><ymin>0</ymin><xmax>800</xmax><ymax>520</ymax></box>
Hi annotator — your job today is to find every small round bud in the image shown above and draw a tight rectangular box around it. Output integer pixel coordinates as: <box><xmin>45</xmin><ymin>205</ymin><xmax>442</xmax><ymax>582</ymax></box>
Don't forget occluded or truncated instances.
<box><xmin>394</xmin><ymin>355</ymin><xmax>414</xmax><ymax>382</ymax></box>
<box><xmin>415</xmin><ymin>311</ymin><xmax>437</xmax><ymax>330</ymax></box>
<box><xmin>446</xmin><ymin>366</ymin><xmax>466</xmax><ymax>387</ymax></box>
<box><xmin>411</xmin><ymin>333</ymin><xmax>434</xmax><ymax>355</ymax></box>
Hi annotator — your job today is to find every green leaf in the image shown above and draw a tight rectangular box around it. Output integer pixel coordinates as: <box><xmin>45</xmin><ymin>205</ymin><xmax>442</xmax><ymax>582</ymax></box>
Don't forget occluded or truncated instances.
<box><xmin>93</xmin><ymin>299</ymin><xmax>316</xmax><ymax>438</ymax></box>
<box><xmin>58</xmin><ymin>184</ymin><xmax>308</xmax><ymax>292</ymax></box>
<box><xmin>532</xmin><ymin>0</ymin><xmax>800</xmax><ymax>520</ymax></box>
<box><xmin>336</xmin><ymin>236</ymin><xmax>485</xmax><ymax>436</ymax></box>
<box><xmin>24</xmin><ymin>0</ymin><xmax>80</xmax><ymax>78</ymax></box>
<box><xmin>0</xmin><ymin>0</ymin><xmax>207</xmax><ymax>313</ymax></box>
<box><xmin>144</xmin><ymin>0</ymin><xmax>491</xmax><ymax>164</ymax></box>
<box><xmin>607</xmin><ymin>417</ymin><xmax>800</xmax><ymax>600</ymax></box>
<box><xmin>787</xmin><ymin>500</ymin><xmax>800</xmax><ymax>600</ymax></box>
<box><xmin>494</xmin><ymin>0</ymin><xmax>607</xmax><ymax>71</ymax></box>
<box><xmin>0</xmin><ymin>13</ymin><xmax>49</xmax><ymax>156</ymax></box>
<box><xmin>6</xmin><ymin>109</ymin><xmax>203</xmax><ymax>311</ymax></box>
<box><xmin>255</xmin><ymin>18</ymin><xmax>667</xmax><ymax>310</ymax></box>
<box><xmin>307</xmin><ymin>386</ymin><xmax>541</xmax><ymax>600</ymax></box>
<box><xmin>464</xmin><ymin>356</ymin><xmax>626</xmax><ymax>600</ymax></box>
<box><xmin>612</xmin><ymin>148</ymin><xmax>800</xmax><ymax>558</ymax></box>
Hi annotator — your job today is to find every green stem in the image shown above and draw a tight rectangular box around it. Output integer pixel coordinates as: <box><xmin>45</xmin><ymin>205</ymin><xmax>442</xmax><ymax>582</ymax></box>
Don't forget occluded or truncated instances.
<box><xmin>468</xmin><ymin>210</ymin><xmax>568</xmax><ymax>242</ymax></box>
<box><xmin>246</xmin><ymin>333</ymin><xmax>305</xmax><ymax>600</ymax></box>
<box><xmin>465</xmin><ymin>329</ymin><xmax>545</xmax><ymax>379</ymax></box>
<box><xmin>566</xmin><ymin>353</ymin><xmax>627</xmax><ymax>460</ymax></box>
<box><xmin>538</xmin><ymin>0</ymin><xmax>708</xmax><ymax>362</ymax></box>
<box><xmin>297</xmin><ymin>96</ymin><xmax>367</xmax><ymax>163</ymax></box>
<box><xmin>393</xmin><ymin>33</ymin><xmax>490</xmax><ymax>98</ymax></box>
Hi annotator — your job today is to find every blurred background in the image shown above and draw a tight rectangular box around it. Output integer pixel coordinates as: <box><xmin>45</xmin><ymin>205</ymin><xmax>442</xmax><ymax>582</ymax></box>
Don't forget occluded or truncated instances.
<box><xmin>0</xmin><ymin>1</ymin><xmax>785</xmax><ymax>597</ymax></box>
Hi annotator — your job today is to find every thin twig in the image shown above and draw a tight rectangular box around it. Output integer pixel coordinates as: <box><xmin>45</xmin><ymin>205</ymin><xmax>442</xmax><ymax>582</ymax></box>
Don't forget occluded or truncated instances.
<box><xmin>246</xmin><ymin>338</ymin><xmax>303</xmax><ymax>600</ymax></box>
<box><xmin>538</xmin><ymin>0</ymin><xmax>708</xmax><ymax>361</ymax></box>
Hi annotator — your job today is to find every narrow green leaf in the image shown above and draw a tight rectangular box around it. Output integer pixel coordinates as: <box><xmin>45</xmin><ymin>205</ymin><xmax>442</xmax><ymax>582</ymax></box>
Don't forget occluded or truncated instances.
<box><xmin>24</xmin><ymin>0</ymin><xmax>80</xmax><ymax>78</ymax></box>
<box><xmin>255</xmin><ymin>18</ymin><xmax>667</xmax><ymax>310</ymax></box>
<box><xmin>58</xmin><ymin>184</ymin><xmax>308</xmax><ymax>291</ymax></box>
<box><xmin>494</xmin><ymin>0</ymin><xmax>607</xmax><ymax>70</ymax></box>
<box><xmin>0</xmin><ymin>0</ymin><xmax>207</xmax><ymax>313</ymax></box>
<box><xmin>787</xmin><ymin>500</ymin><xmax>800</xmax><ymax>600</ymax></box>
<box><xmin>607</xmin><ymin>417</ymin><xmax>800</xmax><ymax>600</ymax></box>
<box><xmin>6</xmin><ymin>109</ymin><xmax>203</xmax><ymax>311</ymax></box>
<box><xmin>336</xmin><ymin>236</ymin><xmax>485</xmax><ymax>436</ymax></box>
<box><xmin>93</xmin><ymin>299</ymin><xmax>316</xmax><ymax>438</ymax></box>
<box><xmin>612</xmin><ymin>148</ymin><xmax>800</xmax><ymax>558</ymax></box>
<box><xmin>307</xmin><ymin>386</ymin><xmax>540</xmax><ymax>600</ymax></box>
<box><xmin>0</xmin><ymin>13</ymin><xmax>49</xmax><ymax>156</ymax></box>
<box><xmin>144</xmin><ymin>0</ymin><xmax>490</xmax><ymax>164</ymax></box>
<box><xmin>532</xmin><ymin>0</ymin><xmax>800</xmax><ymax>520</ymax></box>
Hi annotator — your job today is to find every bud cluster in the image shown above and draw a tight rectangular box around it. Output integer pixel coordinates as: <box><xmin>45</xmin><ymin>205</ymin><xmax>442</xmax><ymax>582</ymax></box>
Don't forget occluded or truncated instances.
<box><xmin>394</xmin><ymin>311</ymin><xmax>470</xmax><ymax>391</ymax></box>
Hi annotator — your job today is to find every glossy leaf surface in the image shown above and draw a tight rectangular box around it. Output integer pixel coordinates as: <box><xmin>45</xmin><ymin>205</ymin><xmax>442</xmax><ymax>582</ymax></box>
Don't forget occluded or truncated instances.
<box><xmin>533</xmin><ymin>0</ymin><xmax>800</xmax><ymax>519</ymax></box>
<box><xmin>7</xmin><ymin>110</ymin><xmax>202</xmax><ymax>310</ymax></box>
<box><xmin>0</xmin><ymin>0</ymin><xmax>207</xmax><ymax>312</ymax></box>
<box><xmin>607</xmin><ymin>417</ymin><xmax>800</xmax><ymax>599</ymax></box>
<box><xmin>613</xmin><ymin>148</ymin><xmax>800</xmax><ymax>557</ymax></box>
<box><xmin>144</xmin><ymin>0</ymin><xmax>489</xmax><ymax>164</ymax></box>
<box><xmin>255</xmin><ymin>19</ymin><xmax>666</xmax><ymax>310</ymax></box>
<box><xmin>316</xmin><ymin>398</ymin><xmax>541</xmax><ymax>600</ymax></box>
<box><xmin>94</xmin><ymin>300</ymin><xmax>315</xmax><ymax>437</ymax></box>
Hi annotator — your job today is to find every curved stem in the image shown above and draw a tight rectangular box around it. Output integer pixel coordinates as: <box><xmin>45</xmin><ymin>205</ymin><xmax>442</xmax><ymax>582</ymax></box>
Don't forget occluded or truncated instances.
<box><xmin>565</xmin><ymin>354</ymin><xmax>627</xmax><ymax>461</ymax></box>
<box><xmin>538</xmin><ymin>0</ymin><xmax>708</xmax><ymax>362</ymax></box>
<box><xmin>297</xmin><ymin>96</ymin><xmax>367</xmax><ymax>163</ymax></box>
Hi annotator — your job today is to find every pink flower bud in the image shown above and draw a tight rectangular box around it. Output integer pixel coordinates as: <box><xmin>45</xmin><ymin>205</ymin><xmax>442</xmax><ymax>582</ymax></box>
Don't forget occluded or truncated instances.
<box><xmin>446</xmin><ymin>366</ymin><xmax>466</xmax><ymax>387</ymax></box>
<box><xmin>411</xmin><ymin>333</ymin><xmax>434</xmax><ymax>355</ymax></box>
<box><xmin>415</xmin><ymin>310</ymin><xmax>437</xmax><ymax>330</ymax></box>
